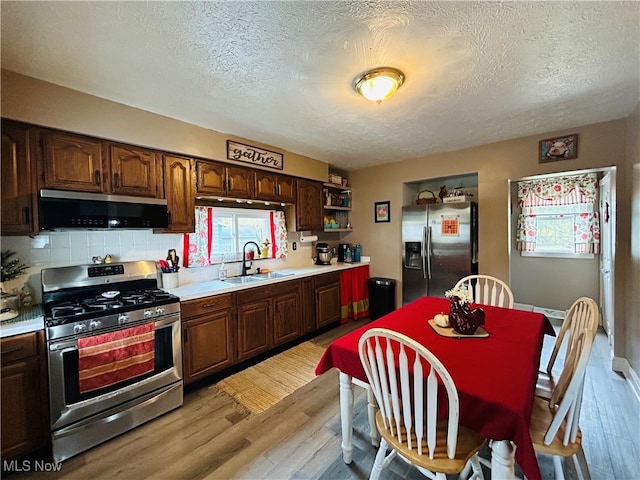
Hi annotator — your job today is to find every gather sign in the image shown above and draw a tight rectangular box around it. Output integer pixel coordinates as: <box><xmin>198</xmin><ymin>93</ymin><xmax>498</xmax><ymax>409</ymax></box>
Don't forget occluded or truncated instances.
<box><xmin>226</xmin><ymin>140</ymin><xmax>284</xmax><ymax>170</ymax></box>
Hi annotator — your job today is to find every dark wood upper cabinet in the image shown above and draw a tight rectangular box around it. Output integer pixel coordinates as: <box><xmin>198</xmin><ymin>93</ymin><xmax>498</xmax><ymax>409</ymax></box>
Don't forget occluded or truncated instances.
<box><xmin>296</xmin><ymin>178</ymin><xmax>324</xmax><ymax>231</ymax></box>
<box><xmin>255</xmin><ymin>171</ymin><xmax>296</xmax><ymax>203</ymax></box>
<box><xmin>40</xmin><ymin>132</ymin><xmax>161</xmax><ymax>197</ymax></box>
<box><xmin>196</xmin><ymin>160</ymin><xmax>254</xmax><ymax>199</ymax></box>
<box><xmin>163</xmin><ymin>154</ymin><xmax>195</xmax><ymax>233</ymax></box>
<box><xmin>226</xmin><ymin>165</ymin><xmax>254</xmax><ymax>198</ymax></box>
<box><xmin>107</xmin><ymin>143</ymin><xmax>160</xmax><ymax>197</ymax></box>
<box><xmin>41</xmin><ymin>131</ymin><xmax>106</xmax><ymax>193</ymax></box>
<box><xmin>2</xmin><ymin>120</ymin><xmax>327</xmax><ymax>238</ymax></box>
<box><xmin>1</xmin><ymin>121</ymin><xmax>37</xmax><ymax>235</ymax></box>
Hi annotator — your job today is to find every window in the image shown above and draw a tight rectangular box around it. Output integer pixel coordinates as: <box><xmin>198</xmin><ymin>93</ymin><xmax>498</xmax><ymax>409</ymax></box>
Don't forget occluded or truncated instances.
<box><xmin>183</xmin><ymin>206</ymin><xmax>288</xmax><ymax>267</ymax></box>
<box><xmin>516</xmin><ymin>173</ymin><xmax>600</xmax><ymax>257</ymax></box>
<box><xmin>210</xmin><ymin>208</ymin><xmax>271</xmax><ymax>259</ymax></box>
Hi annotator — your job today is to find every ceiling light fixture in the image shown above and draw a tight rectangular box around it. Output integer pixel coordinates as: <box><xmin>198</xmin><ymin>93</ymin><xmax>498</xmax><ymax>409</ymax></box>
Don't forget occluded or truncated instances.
<box><xmin>353</xmin><ymin>67</ymin><xmax>405</xmax><ymax>103</ymax></box>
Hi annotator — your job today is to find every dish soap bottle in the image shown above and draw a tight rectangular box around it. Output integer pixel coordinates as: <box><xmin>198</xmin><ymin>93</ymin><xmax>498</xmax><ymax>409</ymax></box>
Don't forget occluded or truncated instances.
<box><xmin>345</xmin><ymin>247</ymin><xmax>352</xmax><ymax>263</ymax></box>
<box><xmin>219</xmin><ymin>258</ymin><xmax>227</xmax><ymax>281</ymax></box>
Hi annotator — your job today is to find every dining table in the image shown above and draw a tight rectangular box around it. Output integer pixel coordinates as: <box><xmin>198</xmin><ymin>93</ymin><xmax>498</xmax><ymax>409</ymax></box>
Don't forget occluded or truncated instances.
<box><xmin>315</xmin><ymin>296</ymin><xmax>554</xmax><ymax>480</ymax></box>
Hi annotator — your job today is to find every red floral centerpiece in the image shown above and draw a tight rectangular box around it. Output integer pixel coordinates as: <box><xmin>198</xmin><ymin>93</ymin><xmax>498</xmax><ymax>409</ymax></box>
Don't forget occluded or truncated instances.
<box><xmin>444</xmin><ymin>286</ymin><xmax>486</xmax><ymax>335</ymax></box>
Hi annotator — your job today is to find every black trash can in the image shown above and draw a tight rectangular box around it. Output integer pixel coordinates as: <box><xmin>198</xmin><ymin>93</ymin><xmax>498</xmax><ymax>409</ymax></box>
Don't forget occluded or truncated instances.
<box><xmin>368</xmin><ymin>277</ymin><xmax>396</xmax><ymax>320</ymax></box>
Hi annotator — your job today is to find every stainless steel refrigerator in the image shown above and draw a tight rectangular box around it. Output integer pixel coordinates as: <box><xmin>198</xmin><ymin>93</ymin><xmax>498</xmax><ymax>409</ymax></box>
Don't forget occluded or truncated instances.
<box><xmin>402</xmin><ymin>202</ymin><xmax>478</xmax><ymax>304</ymax></box>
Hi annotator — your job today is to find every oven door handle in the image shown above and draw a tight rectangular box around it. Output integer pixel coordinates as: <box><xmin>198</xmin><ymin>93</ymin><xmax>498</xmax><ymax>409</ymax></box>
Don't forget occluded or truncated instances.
<box><xmin>49</xmin><ymin>341</ymin><xmax>78</xmax><ymax>352</ymax></box>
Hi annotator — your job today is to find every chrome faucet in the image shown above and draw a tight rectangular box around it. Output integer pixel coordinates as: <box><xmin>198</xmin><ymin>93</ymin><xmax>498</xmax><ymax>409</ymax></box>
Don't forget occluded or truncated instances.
<box><xmin>241</xmin><ymin>241</ymin><xmax>261</xmax><ymax>276</ymax></box>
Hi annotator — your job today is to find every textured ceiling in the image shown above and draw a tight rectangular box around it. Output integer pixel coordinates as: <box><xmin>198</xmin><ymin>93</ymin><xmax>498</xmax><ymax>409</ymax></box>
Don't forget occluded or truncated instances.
<box><xmin>1</xmin><ymin>1</ymin><xmax>639</xmax><ymax>171</ymax></box>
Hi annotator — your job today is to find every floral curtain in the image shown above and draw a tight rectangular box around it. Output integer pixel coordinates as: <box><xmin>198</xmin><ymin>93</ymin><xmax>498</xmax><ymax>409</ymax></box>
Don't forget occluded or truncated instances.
<box><xmin>183</xmin><ymin>206</ymin><xmax>213</xmax><ymax>267</ymax></box>
<box><xmin>270</xmin><ymin>211</ymin><xmax>288</xmax><ymax>259</ymax></box>
<box><xmin>517</xmin><ymin>173</ymin><xmax>598</xmax><ymax>207</ymax></box>
<box><xmin>516</xmin><ymin>173</ymin><xmax>600</xmax><ymax>254</ymax></box>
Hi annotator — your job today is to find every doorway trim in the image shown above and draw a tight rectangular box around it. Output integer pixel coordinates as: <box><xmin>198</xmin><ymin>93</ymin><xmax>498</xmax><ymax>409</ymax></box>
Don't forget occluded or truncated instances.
<box><xmin>507</xmin><ymin>166</ymin><xmax>617</xmax><ymax>359</ymax></box>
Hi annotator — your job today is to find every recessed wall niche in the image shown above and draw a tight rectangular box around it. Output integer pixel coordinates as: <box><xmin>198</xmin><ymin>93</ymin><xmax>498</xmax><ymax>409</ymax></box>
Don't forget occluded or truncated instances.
<box><xmin>403</xmin><ymin>173</ymin><xmax>478</xmax><ymax>206</ymax></box>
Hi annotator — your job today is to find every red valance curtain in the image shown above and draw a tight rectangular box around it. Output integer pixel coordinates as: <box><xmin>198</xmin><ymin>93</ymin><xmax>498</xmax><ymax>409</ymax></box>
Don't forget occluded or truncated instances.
<box><xmin>340</xmin><ymin>265</ymin><xmax>370</xmax><ymax>323</ymax></box>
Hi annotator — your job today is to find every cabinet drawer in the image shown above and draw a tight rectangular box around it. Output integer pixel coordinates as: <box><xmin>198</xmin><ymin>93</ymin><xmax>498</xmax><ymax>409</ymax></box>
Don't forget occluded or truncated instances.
<box><xmin>314</xmin><ymin>271</ymin><xmax>340</xmax><ymax>287</ymax></box>
<box><xmin>1</xmin><ymin>332</ymin><xmax>40</xmax><ymax>363</ymax></box>
<box><xmin>182</xmin><ymin>294</ymin><xmax>233</xmax><ymax>319</ymax></box>
<box><xmin>235</xmin><ymin>279</ymin><xmax>299</xmax><ymax>305</ymax></box>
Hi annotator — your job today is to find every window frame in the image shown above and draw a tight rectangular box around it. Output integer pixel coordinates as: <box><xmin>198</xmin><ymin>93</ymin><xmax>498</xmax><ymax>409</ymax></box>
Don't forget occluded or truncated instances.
<box><xmin>209</xmin><ymin>207</ymin><xmax>272</xmax><ymax>263</ymax></box>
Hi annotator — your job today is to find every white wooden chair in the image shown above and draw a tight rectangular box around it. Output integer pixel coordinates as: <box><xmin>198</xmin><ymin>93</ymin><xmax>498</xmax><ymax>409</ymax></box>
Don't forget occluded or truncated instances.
<box><xmin>529</xmin><ymin>329</ymin><xmax>594</xmax><ymax>480</ymax></box>
<box><xmin>536</xmin><ymin>297</ymin><xmax>599</xmax><ymax>400</ymax></box>
<box><xmin>454</xmin><ymin>275</ymin><xmax>514</xmax><ymax>309</ymax></box>
<box><xmin>358</xmin><ymin>328</ymin><xmax>486</xmax><ymax>480</ymax></box>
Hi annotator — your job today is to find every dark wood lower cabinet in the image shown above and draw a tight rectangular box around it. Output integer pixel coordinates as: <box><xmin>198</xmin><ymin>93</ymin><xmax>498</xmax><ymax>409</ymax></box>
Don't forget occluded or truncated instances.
<box><xmin>182</xmin><ymin>294</ymin><xmax>235</xmax><ymax>384</ymax></box>
<box><xmin>236</xmin><ymin>280</ymin><xmax>301</xmax><ymax>362</ymax></box>
<box><xmin>182</xmin><ymin>274</ymin><xmax>341</xmax><ymax>383</ymax></box>
<box><xmin>1</xmin><ymin>331</ymin><xmax>49</xmax><ymax>461</ymax></box>
<box><xmin>236</xmin><ymin>299</ymin><xmax>271</xmax><ymax>362</ymax></box>
<box><xmin>313</xmin><ymin>272</ymin><xmax>342</xmax><ymax>327</ymax></box>
<box><xmin>273</xmin><ymin>290</ymin><xmax>301</xmax><ymax>346</ymax></box>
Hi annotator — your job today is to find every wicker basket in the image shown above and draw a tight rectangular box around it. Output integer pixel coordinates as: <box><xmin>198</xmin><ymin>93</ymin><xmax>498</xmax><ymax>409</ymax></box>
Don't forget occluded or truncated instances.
<box><xmin>416</xmin><ymin>190</ymin><xmax>438</xmax><ymax>205</ymax></box>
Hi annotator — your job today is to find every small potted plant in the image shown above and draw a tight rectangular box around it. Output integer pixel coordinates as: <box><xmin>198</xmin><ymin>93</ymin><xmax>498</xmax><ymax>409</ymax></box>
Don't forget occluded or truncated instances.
<box><xmin>1</xmin><ymin>250</ymin><xmax>29</xmax><ymax>313</ymax></box>
<box><xmin>1</xmin><ymin>250</ymin><xmax>28</xmax><ymax>286</ymax></box>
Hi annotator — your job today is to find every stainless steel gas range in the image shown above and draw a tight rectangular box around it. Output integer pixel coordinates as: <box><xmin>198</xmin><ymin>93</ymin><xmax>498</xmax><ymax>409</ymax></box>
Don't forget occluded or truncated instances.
<box><xmin>41</xmin><ymin>260</ymin><xmax>183</xmax><ymax>463</ymax></box>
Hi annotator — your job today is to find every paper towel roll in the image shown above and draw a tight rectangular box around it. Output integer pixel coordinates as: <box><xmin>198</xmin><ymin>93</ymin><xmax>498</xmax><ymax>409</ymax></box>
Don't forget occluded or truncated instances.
<box><xmin>299</xmin><ymin>232</ymin><xmax>318</xmax><ymax>243</ymax></box>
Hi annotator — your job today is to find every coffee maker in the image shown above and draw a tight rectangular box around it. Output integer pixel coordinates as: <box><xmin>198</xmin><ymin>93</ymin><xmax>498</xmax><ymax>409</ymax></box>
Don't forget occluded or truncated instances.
<box><xmin>338</xmin><ymin>243</ymin><xmax>351</xmax><ymax>263</ymax></box>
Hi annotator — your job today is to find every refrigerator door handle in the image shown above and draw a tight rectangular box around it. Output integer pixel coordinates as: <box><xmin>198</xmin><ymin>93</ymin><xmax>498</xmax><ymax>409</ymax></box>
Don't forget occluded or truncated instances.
<box><xmin>424</xmin><ymin>225</ymin><xmax>432</xmax><ymax>280</ymax></box>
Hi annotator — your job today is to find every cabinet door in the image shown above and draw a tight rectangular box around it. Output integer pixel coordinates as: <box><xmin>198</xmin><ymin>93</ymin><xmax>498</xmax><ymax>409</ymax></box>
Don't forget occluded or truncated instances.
<box><xmin>277</xmin><ymin>175</ymin><xmax>296</xmax><ymax>203</ymax></box>
<box><xmin>1</xmin><ymin>122</ymin><xmax>36</xmax><ymax>235</ymax></box>
<box><xmin>273</xmin><ymin>290</ymin><xmax>301</xmax><ymax>346</ymax></box>
<box><xmin>163</xmin><ymin>154</ymin><xmax>195</xmax><ymax>233</ymax></box>
<box><xmin>42</xmin><ymin>131</ymin><xmax>106</xmax><ymax>192</ymax></box>
<box><xmin>196</xmin><ymin>160</ymin><xmax>227</xmax><ymax>195</ymax></box>
<box><xmin>108</xmin><ymin>144</ymin><xmax>159</xmax><ymax>197</ymax></box>
<box><xmin>301</xmin><ymin>278</ymin><xmax>316</xmax><ymax>334</ymax></box>
<box><xmin>1</xmin><ymin>360</ymin><xmax>46</xmax><ymax>459</ymax></box>
<box><xmin>255</xmin><ymin>171</ymin><xmax>278</xmax><ymax>201</ymax></box>
<box><xmin>315</xmin><ymin>282</ymin><xmax>341</xmax><ymax>327</ymax></box>
<box><xmin>237</xmin><ymin>300</ymin><xmax>271</xmax><ymax>361</ymax></box>
<box><xmin>227</xmin><ymin>166</ymin><xmax>254</xmax><ymax>199</ymax></box>
<box><xmin>183</xmin><ymin>310</ymin><xmax>234</xmax><ymax>384</ymax></box>
<box><xmin>1</xmin><ymin>332</ymin><xmax>48</xmax><ymax>461</ymax></box>
<box><xmin>296</xmin><ymin>179</ymin><xmax>323</xmax><ymax>231</ymax></box>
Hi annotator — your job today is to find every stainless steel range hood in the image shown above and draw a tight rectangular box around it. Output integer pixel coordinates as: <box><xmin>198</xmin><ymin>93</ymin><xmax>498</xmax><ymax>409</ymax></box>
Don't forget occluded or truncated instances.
<box><xmin>39</xmin><ymin>189</ymin><xmax>169</xmax><ymax>230</ymax></box>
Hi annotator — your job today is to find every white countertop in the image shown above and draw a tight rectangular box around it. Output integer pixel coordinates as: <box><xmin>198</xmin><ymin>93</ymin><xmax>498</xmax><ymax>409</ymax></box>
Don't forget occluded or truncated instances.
<box><xmin>0</xmin><ymin>305</ymin><xmax>45</xmax><ymax>339</ymax></box>
<box><xmin>0</xmin><ymin>262</ymin><xmax>370</xmax><ymax>338</ymax></box>
<box><xmin>166</xmin><ymin>261</ymin><xmax>369</xmax><ymax>301</ymax></box>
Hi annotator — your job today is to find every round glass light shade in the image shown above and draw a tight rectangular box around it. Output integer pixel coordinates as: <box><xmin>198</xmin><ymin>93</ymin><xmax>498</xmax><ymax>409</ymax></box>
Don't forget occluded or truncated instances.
<box><xmin>354</xmin><ymin>67</ymin><xmax>405</xmax><ymax>103</ymax></box>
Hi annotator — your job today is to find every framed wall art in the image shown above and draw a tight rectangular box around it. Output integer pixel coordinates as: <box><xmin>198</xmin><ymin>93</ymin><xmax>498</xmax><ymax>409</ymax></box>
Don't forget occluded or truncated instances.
<box><xmin>375</xmin><ymin>201</ymin><xmax>390</xmax><ymax>223</ymax></box>
<box><xmin>539</xmin><ymin>134</ymin><xmax>578</xmax><ymax>163</ymax></box>
<box><xmin>226</xmin><ymin>140</ymin><xmax>284</xmax><ymax>170</ymax></box>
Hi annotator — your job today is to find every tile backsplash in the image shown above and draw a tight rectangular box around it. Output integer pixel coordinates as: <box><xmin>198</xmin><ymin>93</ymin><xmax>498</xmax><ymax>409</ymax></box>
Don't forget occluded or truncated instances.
<box><xmin>1</xmin><ymin>231</ymin><xmax>315</xmax><ymax>304</ymax></box>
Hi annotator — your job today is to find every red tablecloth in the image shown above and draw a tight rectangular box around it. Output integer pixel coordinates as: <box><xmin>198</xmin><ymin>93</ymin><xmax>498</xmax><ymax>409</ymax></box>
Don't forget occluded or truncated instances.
<box><xmin>316</xmin><ymin>296</ymin><xmax>554</xmax><ymax>480</ymax></box>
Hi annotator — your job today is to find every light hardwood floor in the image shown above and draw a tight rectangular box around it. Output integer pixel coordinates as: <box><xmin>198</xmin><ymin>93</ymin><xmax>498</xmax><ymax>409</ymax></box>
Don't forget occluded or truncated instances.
<box><xmin>8</xmin><ymin>320</ymin><xmax>640</xmax><ymax>480</ymax></box>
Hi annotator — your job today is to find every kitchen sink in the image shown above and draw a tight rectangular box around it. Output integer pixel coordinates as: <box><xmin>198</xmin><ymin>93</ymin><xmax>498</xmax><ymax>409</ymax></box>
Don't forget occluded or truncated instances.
<box><xmin>222</xmin><ymin>276</ymin><xmax>264</xmax><ymax>285</ymax></box>
<box><xmin>222</xmin><ymin>272</ymin><xmax>294</xmax><ymax>285</ymax></box>
<box><xmin>252</xmin><ymin>271</ymin><xmax>294</xmax><ymax>280</ymax></box>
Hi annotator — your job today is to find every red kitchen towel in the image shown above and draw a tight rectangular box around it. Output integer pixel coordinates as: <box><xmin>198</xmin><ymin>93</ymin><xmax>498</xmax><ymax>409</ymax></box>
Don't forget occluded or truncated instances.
<box><xmin>78</xmin><ymin>323</ymin><xmax>155</xmax><ymax>393</ymax></box>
